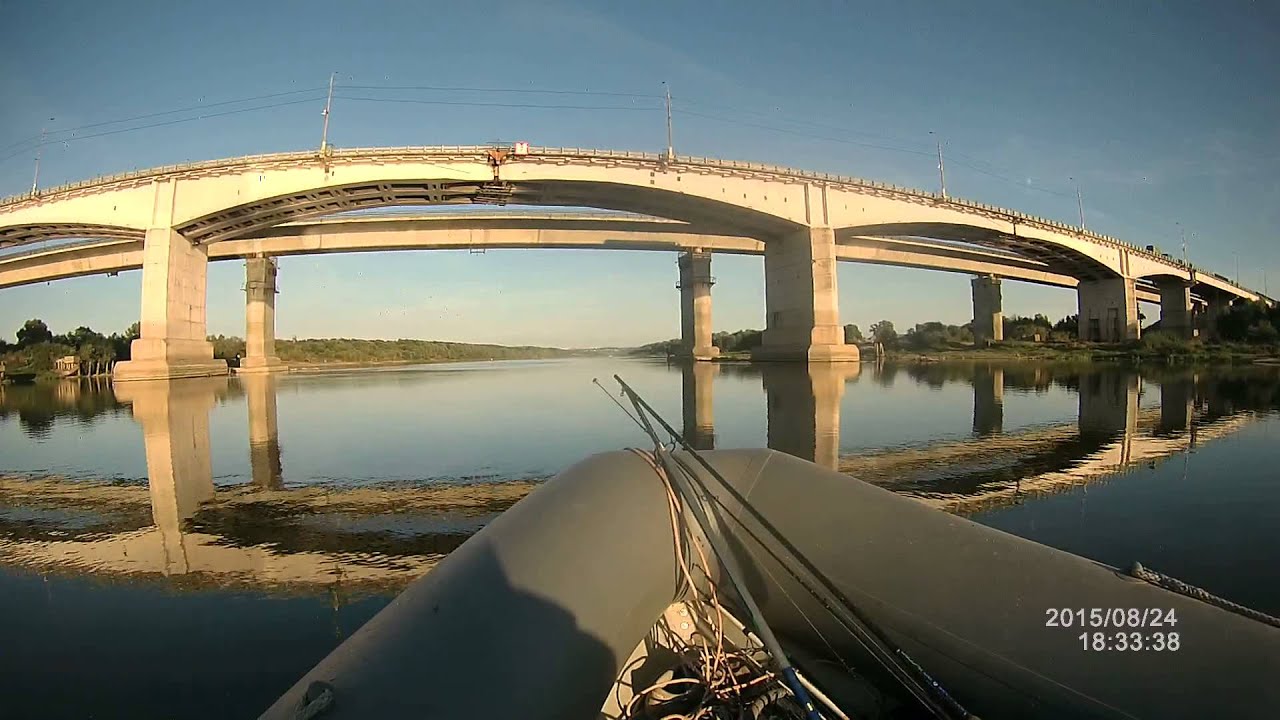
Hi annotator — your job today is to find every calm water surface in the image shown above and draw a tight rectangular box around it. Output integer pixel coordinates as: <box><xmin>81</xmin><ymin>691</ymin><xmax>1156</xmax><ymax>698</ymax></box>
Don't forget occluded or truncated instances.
<box><xmin>2</xmin><ymin>358</ymin><xmax>1278</xmax><ymax>718</ymax></box>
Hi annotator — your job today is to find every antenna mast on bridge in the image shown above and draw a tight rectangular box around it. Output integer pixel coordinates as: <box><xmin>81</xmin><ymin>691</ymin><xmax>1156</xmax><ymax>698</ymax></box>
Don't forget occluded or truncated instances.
<box><xmin>320</xmin><ymin>72</ymin><xmax>336</xmax><ymax>154</ymax></box>
<box><xmin>663</xmin><ymin>82</ymin><xmax>674</xmax><ymax>162</ymax></box>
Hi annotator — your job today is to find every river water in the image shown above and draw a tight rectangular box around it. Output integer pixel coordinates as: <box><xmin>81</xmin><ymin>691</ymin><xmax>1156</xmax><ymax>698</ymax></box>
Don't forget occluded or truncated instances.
<box><xmin>1</xmin><ymin>358</ymin><xmax>1277</xmax><ymax>718</ymax></box>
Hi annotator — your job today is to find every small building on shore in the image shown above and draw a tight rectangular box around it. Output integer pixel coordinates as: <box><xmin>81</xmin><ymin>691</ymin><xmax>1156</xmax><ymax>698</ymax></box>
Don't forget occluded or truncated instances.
<box><xmin>54</xmin><ymin>356</ymin><xmax>81</xmax><ymax>378</ymax></box>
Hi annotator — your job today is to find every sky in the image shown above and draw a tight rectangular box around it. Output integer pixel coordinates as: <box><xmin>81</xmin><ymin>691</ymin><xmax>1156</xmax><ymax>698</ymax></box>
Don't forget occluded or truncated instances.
<box><xmin>1</xmin><ymin>0</ymin><xmax>1277</xmax><ymax>347</ymax></box>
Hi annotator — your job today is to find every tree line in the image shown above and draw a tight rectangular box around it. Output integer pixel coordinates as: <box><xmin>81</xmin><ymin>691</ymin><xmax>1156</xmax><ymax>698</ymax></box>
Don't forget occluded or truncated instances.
<box><xmin>1</xmin><ymin>319</ymin><xmax>139</xmax><ymax>377</ymax></box>
<box><xmin>206</xmin><ymin>334</ymin><xmax>577</xmax><ymax>364</ymax></box>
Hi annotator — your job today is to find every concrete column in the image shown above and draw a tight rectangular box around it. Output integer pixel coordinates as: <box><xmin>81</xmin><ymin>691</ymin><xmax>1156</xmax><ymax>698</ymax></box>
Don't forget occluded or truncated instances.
<box><xmin>1077</xmin><ymin>277</ymin><xmax>1140</xmax><ymax>342</ymax></box>
<box><xmin>115</xmin><ymin>377</ymin><xmax>226</xmax><ymax>575</ymax></box>
<box><xmin>754</xmin><ymin>227</ymin><xmax>859</xmax><ymax>362</ymax></box>
<box><xmin>113</xmin><ymin>228</ymin><xmax>227</xmax><ymax>381</ymax></box>
<box><xmin>677</xmin><ymin>251</ymin><xmax>719</xmax><ymax>361</ymax></box>
<box><xmin>972</xmin><ymin>366</ymin><xmax>1004</xmax><ymax>436</ymax></box>
<box><xmin>680</xmin><ymin>362</ymin><xmax>717</xmax><ymax>450</ymax></box>
<box><xmin>1157</xmin><ymin>279</ymin><xmax>1193</xmax><ymax>339</ymax></box>
<box><xmin>763</xmin><ymin>363</ymin><xmax>860</xmax><ymax>469</ymax></box>
<box><xmin>239</xmin><ymin>256</ymin><xmax>287</xmax><ymax>374</ymax></box>
<box><xmin>971</xmin><ymin>275</ymin><xmax>1003</xmax><ymax>344</ymax></box>
<box><xmin>244</xmin><ymin>373</ymin><xmax>283</xmax><ymax>489</ymax></box>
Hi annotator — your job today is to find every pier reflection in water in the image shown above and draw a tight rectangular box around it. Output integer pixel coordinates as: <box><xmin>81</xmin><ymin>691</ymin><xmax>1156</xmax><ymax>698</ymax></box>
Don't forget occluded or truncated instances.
<box><xmin>1</xmin><ymin>359</ymin><xmax>1278</xmax><ymax>718</ymax></box>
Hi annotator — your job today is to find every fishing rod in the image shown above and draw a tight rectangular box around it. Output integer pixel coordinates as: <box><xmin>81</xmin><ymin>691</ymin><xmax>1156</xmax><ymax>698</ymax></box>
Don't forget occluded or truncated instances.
<box><xmin>613</xmin><ymin>375</ymin><xmax>975</xmax><ymax>720</ymax></box>
<box><xmin>615</xmin><ymin>378</ymin><xmax>823</xmax><ymax>720</ymax></box>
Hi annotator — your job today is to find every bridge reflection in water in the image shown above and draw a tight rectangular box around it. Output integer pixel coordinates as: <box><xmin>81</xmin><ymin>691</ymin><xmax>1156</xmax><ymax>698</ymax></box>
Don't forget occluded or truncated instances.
<box><xmin>679</xmin><ymin>360</ymin><xmax>1274</xmax><ymax>513</ymax></box>
<box><xmin>0</xmin><ymin>362</ymin><xmax>1275</xmax><ymax>595</ymax></box>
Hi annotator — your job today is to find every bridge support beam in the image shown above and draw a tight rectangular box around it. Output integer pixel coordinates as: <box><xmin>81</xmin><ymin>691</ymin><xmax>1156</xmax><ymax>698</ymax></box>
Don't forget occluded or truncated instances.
<box><xmin>113</xmin><ymin>228</ymin><xmax>227</xmax><ymax>381</ymax></box>
<box><xmin>971</xmin><ymin>275</ymin><xmax>1003</xmax><ymax>344</ymax></box>
<box><xmin>754</xmin><ymin>227</ymin><xmax>859</xmax><ymax>362</ymax></box>
<box><xmin>239</xmin><ymin>257</ymin><xmax>286</xmax><ymax>374</ymax></box>
<box><xmin>1077</xmin><ymin>277</ymin><xmax>1140</xmax><ymax>343</ymax></box>
<box><xmin>677</xmin><ymin>251</ymin><xmax>719</xmax><ymax>361</ymax></box>
<box><xmin>1157</xmin><ymin>280</ymin><xmax>1194</xmax><ymax>339</ymax></box>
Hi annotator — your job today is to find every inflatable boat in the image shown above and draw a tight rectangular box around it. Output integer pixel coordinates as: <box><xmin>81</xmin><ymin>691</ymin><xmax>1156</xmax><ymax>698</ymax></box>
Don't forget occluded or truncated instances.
<box><xmin>261</xmin><ymin>439</ymin><xmax>1279</xmax><ymax>719</ymax></box>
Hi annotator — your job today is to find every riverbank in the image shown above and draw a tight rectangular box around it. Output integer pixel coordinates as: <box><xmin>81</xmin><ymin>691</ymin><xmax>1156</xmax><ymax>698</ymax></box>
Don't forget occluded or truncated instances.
<box><xmin>639</xmin><ymin>340</ymin><xmax>1279</xmax><ymax>365</ymax></box>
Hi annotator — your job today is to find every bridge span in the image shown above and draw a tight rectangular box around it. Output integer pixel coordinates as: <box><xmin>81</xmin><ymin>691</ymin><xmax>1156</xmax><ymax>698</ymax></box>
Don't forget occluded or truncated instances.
<box><xmin>0</xmin><ymin>146</ymin><xmax>1267</xmax><ymax>379</ymax></box>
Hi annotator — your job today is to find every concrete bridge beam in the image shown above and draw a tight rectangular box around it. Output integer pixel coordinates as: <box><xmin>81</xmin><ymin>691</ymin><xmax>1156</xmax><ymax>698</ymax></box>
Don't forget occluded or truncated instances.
<box><xmin>239</xmin><ymin>257</ymin><xmax>287</xmax><ymax>374</ymax></box>
<box><xmin>1077</xmin><ymin>277</ymin><xmax>1140</xmax><ymax>342</ymax></box>
<box><xmin>971</xmin><ymin>275</ymin><xmax>1003</xmax><ymax>344</ymax></box>
<box><xmin>1157</xmin><ymin>280</ymin><xmax>1194</xmax><ymax>339</ymax></box>
<box><xmin>112</xmin><ymin>227</ymin><xmax>227</xmax><ymax>381</ymax></box>
<box><xmin>677</xmin><ymin>251</ymin><xmax>719</xmax><ymax>361</ymax></box>
<box><xmin>755</xmin><ymin>227</ymin><xmax>859</xmax><ymax>362</ymax></box>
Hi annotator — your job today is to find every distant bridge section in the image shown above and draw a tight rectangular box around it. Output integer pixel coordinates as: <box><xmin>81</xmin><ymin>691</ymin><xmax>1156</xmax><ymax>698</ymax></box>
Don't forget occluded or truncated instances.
<box><xmin>0</xmin><ymin>147</ymin><xmax>1268</xmax><ymax>378</ymax></box>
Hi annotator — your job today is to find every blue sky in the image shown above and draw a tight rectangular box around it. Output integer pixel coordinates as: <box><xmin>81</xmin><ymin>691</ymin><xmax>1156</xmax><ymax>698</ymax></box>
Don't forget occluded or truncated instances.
<box><xmin>1</xmin><ymin>0</ymin><xmax>1276</xmax><ymax>347</ymax></box>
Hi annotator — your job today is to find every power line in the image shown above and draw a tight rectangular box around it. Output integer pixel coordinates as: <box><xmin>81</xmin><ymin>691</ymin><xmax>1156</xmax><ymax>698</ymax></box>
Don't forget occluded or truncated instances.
<box><xmin>342</xmin><ymin>84</ymin><xmax>661</xmax><ymax>99</ymax></box>
<box><xmin>333</xmin><ymin>95</ymin><xmax>661</xmax><ymax>112</ymax></box>
<box><xmin>0</xmin><ymin>96</ymin><xmax>323</xmax><ymax>166</ymax></box>
<box><xmin>675</xmin><ymin>96</ymin><xmax>929</xmax><ymax>149</ymax></box>
<box><xmin>0</xmin><ymin>87</ymin><xmax>327</xmax><ymax>156</ymax></box>
<box><xmin>672</xmin><ymin>107</ymin><xmax>933</xmax><ymax>157</ymax></box>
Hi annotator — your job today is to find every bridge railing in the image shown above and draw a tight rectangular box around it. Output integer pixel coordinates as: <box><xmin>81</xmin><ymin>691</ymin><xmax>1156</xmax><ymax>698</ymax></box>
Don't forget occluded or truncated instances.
<box><xmin>0</xmin><ymin>144</ymin><xmax>1257</xmax><ymax>298</ymax></box>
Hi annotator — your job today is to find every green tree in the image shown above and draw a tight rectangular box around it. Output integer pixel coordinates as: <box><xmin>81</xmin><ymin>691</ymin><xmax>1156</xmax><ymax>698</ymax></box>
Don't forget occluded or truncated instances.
<box><xmin>16</xmin><ymin>319</ymin><xmax>52</xmax><ymax>348</ymax></box>
<box><xmin>843</xmin><ymin>324</ymin><xmax>864</xmax><ymax>344</ymax></box>
<box><xmin>869</xmin><ymin>320</ymin><xmax>898</xmax><ymax>348</ymax></box>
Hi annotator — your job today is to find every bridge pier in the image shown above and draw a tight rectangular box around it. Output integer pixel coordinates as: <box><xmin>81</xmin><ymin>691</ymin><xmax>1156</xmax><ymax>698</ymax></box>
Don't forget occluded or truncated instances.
<box><xmin>680</xmin><ymin>362</ymin><xmax>717</xmax><ymax>450</ymax></box>
<box><xmin>244</xmin><ymin>373</ymin><xmax>284</xmax><ymax>489</ymax></box>
<box><xmin>677</xmin><ymin>251</ymin><xmax>719</xmax><ymax>361</ymax></box>
<box><xmin>239</xmin><ymin>257</ymin><xmax>287</xmax><ymax>374</ymax></box>
<box><xmin>754</xmin><ymin>227</ymin><xmax>859</xmax><ymax>362</ymax></box>
<box><xmin>1157</xmin><ymin>279</ymin><xmax>1193</xmax><ymax>339</ymax></box>
<box><xmin>1077</xmin><ymin>277</ymin><xmax>1140</xmax><ymax>342</ymax></box>
<box><xmin>973</xmin><ymin>366</ymin><xmax>1004</xmax><ymax>436</ymax></box>
<box><xmin>113</xmin><ymin>227</ymin><xmax>227</xmax><ymax>381</ymax></box>
<box><xmin>971</xmin><ymin>275</ymin><xmax>1003</xmax><ymax>344</ymax></box>
<box><xmin>115</xmin><ymin>377</ymin><xmax>225</xmax><ymax>574</ymax></box>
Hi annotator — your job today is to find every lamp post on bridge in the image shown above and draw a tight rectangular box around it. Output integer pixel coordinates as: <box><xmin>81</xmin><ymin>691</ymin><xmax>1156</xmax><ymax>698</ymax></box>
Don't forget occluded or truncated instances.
<box><xmin>30</xmin><ymin>117</ymin><xmax>55</xmax><ymax>196</ymax></box>
<box><xmin>928</xmin><ymin>131</ymin><xmax>947</xmax><ymax>199</ymax></box>
<box><xmin>320</xmin><ymin>72</ymin><xmax>336</xmax><ymax>154</ymax></box>
<box><xmin>1069</xmin><ymin>176</ymin><xmax>1085</xmax><ymax>231</ymax></box>
<box><xmin>662</xmin><ymin>82</ymin><xmax>674</xmax><ymax>162</ymax></box>
<box><xmin>1175</xmin><ymin>222</ymin><xmax>1190</xmax><ymax>266</ymax></box>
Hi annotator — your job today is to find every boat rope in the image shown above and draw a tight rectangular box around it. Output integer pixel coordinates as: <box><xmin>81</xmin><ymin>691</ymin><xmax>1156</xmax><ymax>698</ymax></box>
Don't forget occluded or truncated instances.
<box><xmin>1128</xmin><ymin>562</ymin><xmax>1280</xmax><ymax>629</ymax></box>
<box><xmin>624</xmin><ymin>447</ymin><xmax>820</xmax><ymax>719</ymax></box>
<box><xmin>613</xmin><ymin>376</ymin><xmax>973</xmax><ymax>720</ymax></box>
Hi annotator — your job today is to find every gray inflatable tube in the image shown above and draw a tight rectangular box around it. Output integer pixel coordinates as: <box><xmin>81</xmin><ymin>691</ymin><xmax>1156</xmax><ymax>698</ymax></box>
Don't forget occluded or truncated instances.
<box><xmin>262</xmin><ymin>449</ymin><xmax>1280</xmax><ymax>719</ymax></box>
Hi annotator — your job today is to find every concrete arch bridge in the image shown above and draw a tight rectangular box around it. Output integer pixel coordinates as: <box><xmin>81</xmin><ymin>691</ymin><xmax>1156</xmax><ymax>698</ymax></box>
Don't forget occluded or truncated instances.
<box><xmin>0</xmin><ymin>146</ymin><xmax>1267</xmax><ymax>379</ymax></box>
